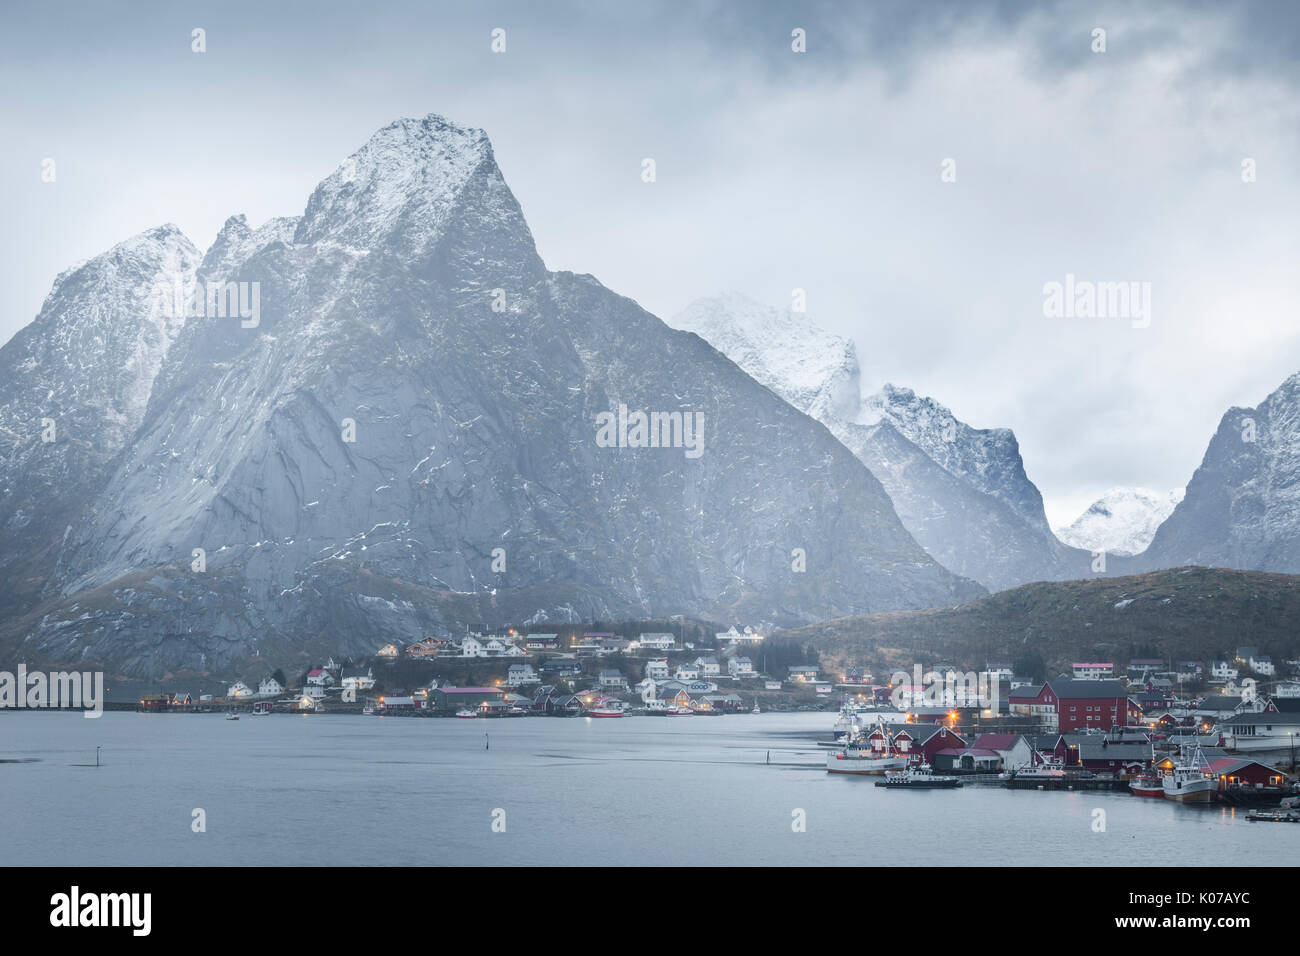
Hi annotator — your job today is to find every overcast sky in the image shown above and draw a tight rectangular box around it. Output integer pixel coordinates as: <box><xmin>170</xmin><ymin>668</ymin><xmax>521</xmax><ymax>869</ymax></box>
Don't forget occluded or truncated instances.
<box><xmin>3</xmin><ymin>0</ymin><xmax>1297</xmax><ymax>526</ymax></box>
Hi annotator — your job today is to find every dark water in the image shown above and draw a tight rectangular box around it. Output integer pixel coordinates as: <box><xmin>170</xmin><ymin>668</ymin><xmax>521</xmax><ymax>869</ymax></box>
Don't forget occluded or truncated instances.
<box><xmin>0</xmin><ymin>712</ymin><xmax>1286</xmax><ymax>866</ymax></box>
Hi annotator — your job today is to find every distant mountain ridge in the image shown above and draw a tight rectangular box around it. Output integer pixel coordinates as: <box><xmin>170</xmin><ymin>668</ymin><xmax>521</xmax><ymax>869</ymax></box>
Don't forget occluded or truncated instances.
<box><xmin>0</xmin><ymin>114</ymin><xmax>981</xmax><ymax>676</ymax></box>
<box><xmin>1138</xmin><ymin>372</ymin><xmax>1300</xmax><ymax>574</ymax></box>
<box><xmin>671</xmin><ymin>294</ymin><xmax>1095</xmax><ymax>591</ymax></box>
<box><xmin>779</xmin><ymin>567</ymin><xmax>1300</xmax><ymax>678</ymax></box>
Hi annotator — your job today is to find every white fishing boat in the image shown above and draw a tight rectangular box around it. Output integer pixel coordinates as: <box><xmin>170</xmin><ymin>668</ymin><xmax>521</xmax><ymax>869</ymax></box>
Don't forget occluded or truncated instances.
<box><xmin>361</xmin><ymin>704</ymin><xmax>375</xmax><ymax>716</ymax></box>
<box><xmin>1162</xmin><ymin>746</ymin><xmax>1216</xmax><ymax>804</ymax></box>
<box><xmin>224</xmin><ymin>712</ymin><xmax>239</xmax><ymax>721</ymax></box>
<box><xmin>667</xmin><ymin>705</ymin><xmax>694</xmax><ymax>716</ymax></box>
<box><xmin>252</xmin><ymin>701</ymin><xmax>272</xmax><ymax>716</ymax></box>
<box><xmin>751</xmin><ymin>700</ymin><xmax>761</xmax><ymax>715</ymax></box>
<box><xmin>455</xmin><ymin>708</ymin><xmax>478</xmax><ymax>718</ymax></box>
<box><xmin>827</xmin><ymin>718</ymin><xmax>908</xmax><ymax>775</ymax></box>
<box><xmin>587</xmin><ymin>700</ymin><xmax>627</xmax><ymax>718</ymax></box>
<box><xmin>826</xmin><ymin>746</ymin><xmax>908</xmax><ymax>774</ymax></box>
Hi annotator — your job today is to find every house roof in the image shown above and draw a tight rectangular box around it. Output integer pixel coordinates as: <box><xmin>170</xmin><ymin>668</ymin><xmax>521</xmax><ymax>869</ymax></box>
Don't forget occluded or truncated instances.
<box><xmin>1223</xmin><ymin>711</ymin><xmax>1300</xmax><ymax>726</ymax></box>
<box><xmin>1205</xmin><ymin>757</ymin><xmax>1283</xmax><ymax>776</ymax></box>
<box><xmin>438</xmin><ymin>686</ymin><xmax>505</xmax><ymax>695</ymax></box>
<box><xmin>973</xmin><ymin>733</ymin><xmax>1025</xmax><ymax>751</ymax></box>
<box><xmin>1048</xmin><ymin>678</ymin><xmax>1132</xmax><ymax>700</ymax></box>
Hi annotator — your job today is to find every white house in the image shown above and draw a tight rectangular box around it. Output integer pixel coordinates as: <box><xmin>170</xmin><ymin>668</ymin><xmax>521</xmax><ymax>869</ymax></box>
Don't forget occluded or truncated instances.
<box><xmin>376</xmin><ymin>643</ymin><xmax>400</xmax><ymax>658</ymax></box>
<box><xmin>257</xmin><ymin>676</ymin><xmax>284</xmax><ymax>698</ymax></box>
<box><xmin>675</xmin><ymin>663</ymin><xmax>700</xmax><ymax>680</ymax></box>
<box><xmin>1249</xmin><ymin>655</ymin><xmax>1276</xmax><ymax>676</ymax></box>
<box><xmin>1273</xmin><ymin>683</ymin><xmax>1300</xmax><ymax>699</ymax></box>
<box><xmin>341</xmin><ymin>666</ymin><xmax>376</xmax><ymax>691</ymax></box>
<box><xmin>1072</xmin><ymin>662</ymin><xmax>1115</xmax><ymax>680</ymax></box>
<box><xmin>695</xmin><ymin>656</ymin><xmax>721</xmax><ymax>677</ymax></box>
<box><xmin>715</xmin><ymin>625</ymin><xmax>766</xmax><ymax>645</ymax></box>
<box><xmin>306</xmin><ymin>668</ymin><xmax>334</xmax><ymax>688</ymax></box>
<box><xmin>484</xmin><ymin>637</ymin><xmax>524</xmax><ymax>657</ymax></box>
<box><xmin>637</xmin><ymin>632</ymin><xmax>677</xmax><ymax>651</ymax></box>
<box><xmin>764</xmin><ymin>680</ymin><xmax>782</xmax><ymax>691</ymax></box>
<box><xmin>599</xmin><ymin>669</ymin><xmax>628</xmax><ymax>690</ymax></box>
<box><xmin>227</xmin><ymin>681</ymin><xmax>254</xmax><ymax>699</ymax></box>
<box><xmin>506</xmin><ymin>664</ymin><xmax>539</xmax><ymax>686</ymax></box>
<box><xmin>727</xmin><ymin>657</ymin><xmax>755</xmax><ymax>678</ymax></box>
<box><xmin>459</xmin><ymin>636</ymin><xmax>487</xmax><ymax>658</ymax></box>
<box><xmin>1211</xmin><ymin>660</ymin><xmax>1239</xmax><ymax>680</ymax></box>
<box><xmin>645</xmin><ymin>659</ymin><xmax>671</xmax><ymax>680</ymax></box>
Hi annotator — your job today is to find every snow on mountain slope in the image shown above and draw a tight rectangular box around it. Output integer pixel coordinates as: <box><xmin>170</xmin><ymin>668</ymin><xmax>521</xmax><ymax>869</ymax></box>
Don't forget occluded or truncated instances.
<box><xmin>669</xmin><ymin>293</ymin><xmax>860</xmax><ymax>422</ymax></box>
<box><xmin>0</xmin><ymin>225</ymin><xmax>200</xmax><ymax>611</ymax></box>
<box><xmin>1054</xmin><ymin>487</ymin><xmax>1184</xmax><ymax>556</ymax></box>
<box><xmin>672</xmin><ymin>294</ymin><xmax>1093</xmax><ymax>591</ymax></box>
<box><xmin>0</xmin><ymin>114</ymin><xmax>981</xmax><ymax>674</ymax></box>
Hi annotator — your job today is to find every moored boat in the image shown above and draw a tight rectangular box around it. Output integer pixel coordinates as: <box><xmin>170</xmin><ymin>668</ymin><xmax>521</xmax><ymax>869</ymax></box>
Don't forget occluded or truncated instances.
<box><xmin>1129</xmin><ymin>772</ymin><xmax>1165</xmax><ymax>798</ymax></box>
<box><xmin>875</xmin><ymin>763</ymin><xmax>963</xmax><ymax>789</ymax></box>
<box><xmin>455</xmin><ymin>708</ymin><xmax>478</xmax><ymax>718</ymax></box>
<box><xmin>224</xmin><ymin>712</ymin><xmax>239</xmax><ymax>721</ymax></box>
<box><xmin>252</xmin><ymin>701</ymin><xmax>272</xmax><ymax>716</ymax></box>
<box><xmin>1162</xmin><ymin>746</ymin><xmax>1216</xmax><ymax>804</ymax></box>
<box><xmin>667</xmin><ymin>705</ymin><xmax>694</xmax><ymax>716</ymax></box>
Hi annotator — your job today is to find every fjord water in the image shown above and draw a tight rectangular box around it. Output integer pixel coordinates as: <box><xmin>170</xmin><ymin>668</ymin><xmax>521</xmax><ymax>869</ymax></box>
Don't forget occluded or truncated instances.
<box><xmin>0</xmin><ymin>712</ymin><xmax>1284</xmax><ymax>866</ymax></box>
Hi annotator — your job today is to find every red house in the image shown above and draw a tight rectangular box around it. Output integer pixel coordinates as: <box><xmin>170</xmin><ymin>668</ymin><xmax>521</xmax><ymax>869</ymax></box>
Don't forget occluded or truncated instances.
<box><xmin>870</xmin><ymin>723</ymin><xmax>966</xmax><ymax>763</ymax></box>
<box><xmin>1204</xmin><ymin>757</ymin><xmax>1287</xmax><ymax>792</ymax></box>
<box><xmin>1010</xmin><ymin>679</ymin><xmax>1140</xmax><ymax>731</ymax></box>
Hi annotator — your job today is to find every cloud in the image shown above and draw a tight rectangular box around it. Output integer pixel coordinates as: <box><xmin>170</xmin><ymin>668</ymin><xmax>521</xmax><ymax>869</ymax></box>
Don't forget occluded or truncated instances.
<box><xmin>1</xmin><ymin>0</ymin><xmax>1296</xmax><ymax>527</ymax></box>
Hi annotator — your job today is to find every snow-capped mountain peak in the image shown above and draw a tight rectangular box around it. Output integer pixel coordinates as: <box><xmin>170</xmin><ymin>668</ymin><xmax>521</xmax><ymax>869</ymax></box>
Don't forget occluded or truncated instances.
<box><xmin>295</xmin><ymin>113</ymin><xmax>526</xmax><ymax>264</ymax></box>
<box><xmin>669</xmin><ymin>291</ymin><xmax>860</xmax><ymax>421</ymax></box>
<box><xmin>1054</xmin><ymin>487</ymin><xmax>1184</xmax><ymax>556</ymax></box>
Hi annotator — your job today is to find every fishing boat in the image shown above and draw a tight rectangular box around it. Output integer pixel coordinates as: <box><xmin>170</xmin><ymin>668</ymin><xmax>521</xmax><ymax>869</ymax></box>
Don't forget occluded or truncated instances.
<box><xmin>1129</xmin><ymin>772</ymin><xmax>1166</xmax><ymax>799</ymax></box>
<box><xmin>832</xmin><ymin>701</ymin><xmax>861</xmax><ymax>742</ymax></box>
<box><xmin>455</xmin><ymin>708</ymin><xmax>478</xmax><ymax>719</ymax></box>
<box><xmin>826</xmin><ymin>719</ymin><xmax>908</xmax><ymax>775</ymax></box>
<box><xmin>751</xmin><ymin>700</ymin><xmax>761</xmax><ymax>715</ymax></box>
<box><xmin>667</xmin><ymin>705</ymin><xmax>694</xmax><ymax>716</ymax></box>
<box><xmin>1162</xmin><ymin>746</ymin><xmax>1216</xmax><ymax>804</ymax></box>
<box><xmin>252</xmin><ymin>701</ymin><xmax>272</xmax><ymax>716</ymax></box>
<box><xmin>875</xmin><ymin>763</ymin><xmax>963</xmax><ymax>789</ymax></box>
<box><xmin>587</xmin><ymin>701</ymin><xmax>627</xmax><ymax>718</ymax></box>
<box><xmin>361</xmin><ymin>704</ymin><xmax>375</xmax><ymax>716</ymax></box>
<box><xmin>224</xmin><ymin>712</ymin><xmax>239</xmax><ymax>721</ymax></box>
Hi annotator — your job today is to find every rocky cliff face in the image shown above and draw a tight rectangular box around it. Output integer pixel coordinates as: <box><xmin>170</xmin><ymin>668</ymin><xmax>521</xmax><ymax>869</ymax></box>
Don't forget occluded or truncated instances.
<box><xmin>0</xmin><ymin>226</ymin><xmax>199</xmax><ymax>612</ymax></box>
<box><xmin>671</xmin><ymin>294</ymin><xmax>1094</xmax><ymax>591</ymax></box>
<box><xmin>0</xmin><ymin>114</ymin><xmax>981</xmax><ymax>676</ymax></box>
<box><xmin>1140</xmin><ymin>372</ymin><xmax>1300</xmax><ymax>573</ymax></box>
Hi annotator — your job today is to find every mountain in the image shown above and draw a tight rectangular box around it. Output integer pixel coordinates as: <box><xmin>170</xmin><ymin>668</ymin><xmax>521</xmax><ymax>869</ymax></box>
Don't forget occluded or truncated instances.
<box><xmin>1140</xmin><ymin>372</ymin><xmax>1300</xmax><ymax>573</ymax></box>
<box><xmin>670</xmin><ymin>292</ymin><xmax>860</xmax><ymax>422</ymax></box>
<box><xmin>0</xmin><ymin>226</ymin><xmax>200</xmax><ymax>612</ymax></box>
<box><xmin>1054</xmin><ymin>487</ymin><xmax>1184</xmax><ymax>557</ymax></box>
<box><xmin>779</xmin><ymin>566</ymin><xmax>1300</xmax><ymax>678</ymax></box>
<box><xmin>670</xmin><ymin>294</ymin><xmax>1094</xmax><ymax>591</ymax></box>
<box><xmin>0</xmin><ymin>114</ymin><xmax>982</xmax><ymax>676</ymax></box>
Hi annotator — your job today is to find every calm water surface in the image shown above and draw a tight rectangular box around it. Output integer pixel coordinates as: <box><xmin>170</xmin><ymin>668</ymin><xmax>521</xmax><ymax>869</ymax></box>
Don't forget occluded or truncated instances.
<box><xmin>0</xmin><ymin>711</ymin><xmax>1288</xmax><ymax>866</ymax></box>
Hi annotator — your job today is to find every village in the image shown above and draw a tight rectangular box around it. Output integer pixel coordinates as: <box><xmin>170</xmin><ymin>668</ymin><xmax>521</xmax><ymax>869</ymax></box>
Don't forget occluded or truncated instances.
<box><xmin>140</xmin><ymin>625</ymin><xmax>835</xmax><ymax>717</ymax></box>
<box><xmin>138</xmin><ymin>630</ymin><xmax>1300</xmax><ymax>812</ymax></box>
